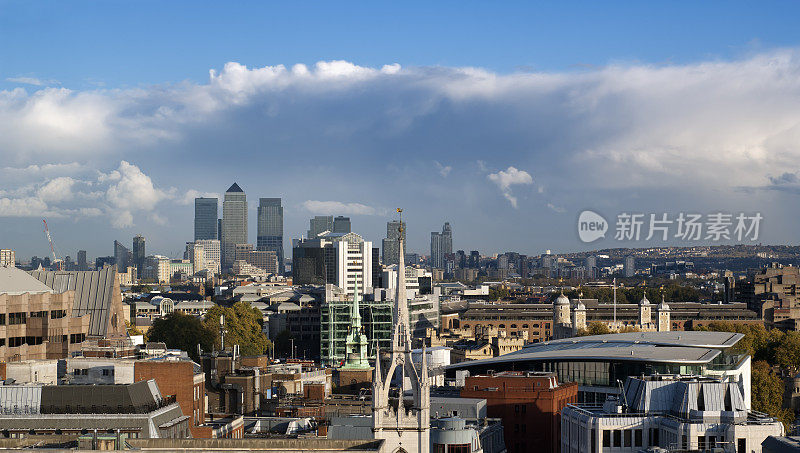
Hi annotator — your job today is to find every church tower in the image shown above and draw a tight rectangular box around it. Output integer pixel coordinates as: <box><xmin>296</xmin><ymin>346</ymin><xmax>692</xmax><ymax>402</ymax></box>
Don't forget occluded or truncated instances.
<box><xmin>657</xmin><ymin>294</ymin><xmax>671</xmax><ymax>332</ymax></box>
<box><xmin>638</xmin><ymin>293</ymin><xmax>652</xmax><ymax>328</ymax></box>
<box><xmin>372</xmin><ymin>210</ymin><xmax>430</xmax><ymax>453</ymax></box>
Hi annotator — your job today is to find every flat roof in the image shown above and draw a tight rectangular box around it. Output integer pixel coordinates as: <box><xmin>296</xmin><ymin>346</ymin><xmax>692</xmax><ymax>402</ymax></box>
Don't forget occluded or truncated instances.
<box><xmin>448</xmin><ymin>331</ymin><xmax>742</xmax><ymax>370</ymax></box>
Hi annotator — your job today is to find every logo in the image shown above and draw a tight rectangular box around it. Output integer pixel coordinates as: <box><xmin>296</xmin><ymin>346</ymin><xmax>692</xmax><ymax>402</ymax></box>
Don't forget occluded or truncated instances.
<box><xmin>578</xmin><ymin>210</ymin><xmax>608</xmax><ymax>243</ymax></box>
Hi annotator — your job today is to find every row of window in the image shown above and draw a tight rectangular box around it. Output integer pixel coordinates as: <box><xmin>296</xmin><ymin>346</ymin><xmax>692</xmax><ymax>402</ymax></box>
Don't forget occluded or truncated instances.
<box><xmin>0</xmin><ymin>310</ymin><xmax>69</xmax><ymax>326</ymax></box>
<box><xmin>602</xmin><ymin>428</ymin><xmax>645</xmax><ymax>448</ymax></box>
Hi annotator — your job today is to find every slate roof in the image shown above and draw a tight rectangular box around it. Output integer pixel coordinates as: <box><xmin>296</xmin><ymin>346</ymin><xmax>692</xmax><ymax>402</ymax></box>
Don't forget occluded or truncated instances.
<box><xmin>30</xmin><ymin>267</ymin><xmax>118</xmax><ymax>337</ymax></box>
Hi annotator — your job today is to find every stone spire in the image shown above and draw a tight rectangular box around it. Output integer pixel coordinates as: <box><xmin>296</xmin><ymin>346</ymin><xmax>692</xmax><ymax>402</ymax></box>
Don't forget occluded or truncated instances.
<box><xmin>372</xmin><ymin>209</ymin><xmax>430</xmax><ymax>453</ymax></box>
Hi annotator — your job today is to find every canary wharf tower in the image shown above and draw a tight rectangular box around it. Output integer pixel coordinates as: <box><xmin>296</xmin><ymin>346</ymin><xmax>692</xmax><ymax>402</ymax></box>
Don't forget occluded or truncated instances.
<box><xmin>221</xmin><ymin>183</ymin><xmax>247</xmax><ymax>270</ymax></box>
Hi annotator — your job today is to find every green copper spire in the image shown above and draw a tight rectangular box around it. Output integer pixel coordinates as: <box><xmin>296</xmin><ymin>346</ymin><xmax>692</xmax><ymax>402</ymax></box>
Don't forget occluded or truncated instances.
<box><xmin>342</xmin><ymin>275</ymin><xmax>370</xmax><ymax>370</ymax></box>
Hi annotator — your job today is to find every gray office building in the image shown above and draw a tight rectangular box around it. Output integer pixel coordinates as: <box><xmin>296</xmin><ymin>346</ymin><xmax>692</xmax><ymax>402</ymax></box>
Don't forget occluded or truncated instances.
<box><xmin>113</xmin><ymin>240</ymin><xmax>131</xmax><ymax>273</ymax></box>
<box><xmin>307</xmin><ymin>215</ymin><xmax>333</xmax><ymax>238</ymax></box>
<box><xmin>221</xmin><ymin>183</ymin><xmax>247</xmax><ymax>270</ymax></box>
<box><xmin>257</xmin><ymin>197</ymin><xmax>284</xmax><ymax>274</ymax></box>
<box><xmin>77</xmin><ymin>250</ymin><xmax>87</xmax><ymax>271</ymax></box>
<box><xmin>194</xmin><ymin>197</ymin><xmax>218</xmax><ymax>241</ymax></box>
<box><xmin>430</xmin><ymin>222</ymin><xmax>453</xmax><ymax>269</ymax></box>
<box><xmin>333</xmin><ymin>216</ymin><xmax>351</xmax><ymax>234</ymax></box>
<box><xmin>381</xmin><ymin>220</ymin><xmax>406</xmax><ymax>266</ymax></box>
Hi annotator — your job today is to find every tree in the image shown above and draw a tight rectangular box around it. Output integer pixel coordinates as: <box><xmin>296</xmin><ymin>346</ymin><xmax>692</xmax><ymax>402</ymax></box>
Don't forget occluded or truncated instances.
<box><xmin>578</xmin><ymin>322</ymin><xmax>611</xmax><ymax>336</ymax></box>
<box><xmin>125</xmin><ymin>320</ymin><xmax>144</xmax><ymax>337</ymax></box>
<box><xmin>774</xmin><ymin>331</ymin><xmax>800</xmax><ymax>373</ymax></box>
<box><xmin>751</xmin><ymin>360</ymin><xmax>795</xmax><ymax>427</ymax></box>
<box><xmin>147</xmin><ymin>312</ymin><xmax>215</xmax><ymax>361</ymax></box>
<box><xmin>203</xmin><ymin>302</ymin><xmax>272</xmax><ymax>357</ymax></box>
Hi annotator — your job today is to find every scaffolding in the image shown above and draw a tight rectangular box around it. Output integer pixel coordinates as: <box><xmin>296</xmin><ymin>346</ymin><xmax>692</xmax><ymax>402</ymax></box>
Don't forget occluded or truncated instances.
<box><xmin>320</xmin><ymin>299</ymin><xmax>392</xmax><ymax>367</ymax></box>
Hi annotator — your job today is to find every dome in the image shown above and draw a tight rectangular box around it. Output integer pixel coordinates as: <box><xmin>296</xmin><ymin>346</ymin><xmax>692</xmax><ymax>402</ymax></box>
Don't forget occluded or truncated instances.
<box><xmin>575</xmin><ymin>301</ymin><xmax>586</xmax><ymax>311</ymax></box>
<box><xmin>555</xmin><ymin>294</ymin><xmax>570</xmax><ymax>306</ymax></box>
<box><xmin>639</xmin><ymin>295</ymin><xmax>651</xmax><ymax>306</ymax></box>
<box><xmin>658</xmin><ymin>302</ymin><xmax>670</xmax><ymax>311</ymax></box>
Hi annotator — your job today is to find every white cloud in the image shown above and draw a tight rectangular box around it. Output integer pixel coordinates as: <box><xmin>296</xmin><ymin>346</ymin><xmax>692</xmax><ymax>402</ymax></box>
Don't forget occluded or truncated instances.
<box><xmin>179</xmin><ymin>189</ymin><xmax>220</xmax><ymax>206</ymax></box>
<box><xmin>302</xmin><ymin>200</ymin><xmax>381</xmax><ymax>216</ymax></box>
<box><xmin>434</xmin><ymin>161</ymin><xmax>452</xmax><ymax>177</ymax></box>
<box><xmin>36</xmin><ymin>177</ymin><xmax>76</xmax><ymax>203</ymax></box>
<box><xmin>488</xmin><ymin>166</ymin><xmax>533</xmax><ymax>208</ymax></box>
<box><xmin>6</xmin><ymin>76</ymin><xmax>58</xmax><ymax>86</ymax></box>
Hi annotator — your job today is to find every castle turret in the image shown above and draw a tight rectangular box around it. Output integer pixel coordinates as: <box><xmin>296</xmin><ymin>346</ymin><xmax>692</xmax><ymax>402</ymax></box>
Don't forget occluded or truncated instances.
<box><xmin>656</xmin><ymin>295</ymin><xmax>671</xmax><ymax>332</ymax></box>
<box><xmin>638</xmin><ymin>293</ymin><xmax>652</xmax><ymax>327</ymax></box>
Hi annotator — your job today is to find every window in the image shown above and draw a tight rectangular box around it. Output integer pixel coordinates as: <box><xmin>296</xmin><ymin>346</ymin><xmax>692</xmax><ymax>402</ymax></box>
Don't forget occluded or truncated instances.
<box><xmin>9</xmin><ymin>312</ymin><xmax>25</xmax><ymax>325</ymax></box>
<box><xmin>591</xmin><ymin>430</ymin><xmax>596</xmax><ymax>451</ymax></box>
<box><xmin>613</xmin><ymin>430</ymin><xmax>621</xmax><ymax>447</ymax></box>
<box><xmin>0</xmin><ymin>314</ymin><xmax>5</xmax><ymax>325</ymax></box>
<box><xmin>698</xmin><ymin>436</ymin><xmax>705</xmax><ymax>450</ymax></box>
<box><xmin>50</xmin><ymin>310</ymin><xmax>66</xmax><ymax>319</ymax></box>
<box><xmin>29</xmin><ymin>311</ymin><xmax>46</xmax><ymax>318</ymax></box>
<box><xmin>624</xmin><ymin>429</ymin><xmax>632</xmax><ymax>447</ymax></box>
<box><xmin>738</xmin><ymin>438</ymin><xmax>746</xmax><ymax>453</ymax></box>
<box><xmin>635</xmin><ymin>429</ymin><xmax>643</xmax><ymax>447</ymax></box>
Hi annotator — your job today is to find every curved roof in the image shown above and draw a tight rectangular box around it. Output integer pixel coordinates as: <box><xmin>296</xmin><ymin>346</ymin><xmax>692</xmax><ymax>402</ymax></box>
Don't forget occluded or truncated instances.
<box><xmin>448</xmin><ymin>331</ymin><xmax>743</xmax><ymax>369</ymax></box>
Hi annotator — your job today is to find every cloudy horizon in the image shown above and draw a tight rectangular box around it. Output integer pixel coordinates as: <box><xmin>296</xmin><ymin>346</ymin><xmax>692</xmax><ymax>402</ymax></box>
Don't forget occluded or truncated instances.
<box><xmin>2</xmin><ymin>48</ymin><xmax>800</xmax><ymax>260</ymax></box>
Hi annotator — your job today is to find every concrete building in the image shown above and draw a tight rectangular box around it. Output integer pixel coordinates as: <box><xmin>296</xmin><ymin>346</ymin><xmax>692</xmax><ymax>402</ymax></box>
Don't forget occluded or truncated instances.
<box><xmin>143</xmin><ymin>254</ymin><xmax>171</xmax><ymax>284</ymax></box>
<box><xmin>0</xmin><ymin>380</ymin><xmax>190</xmax><ymax>440</ymax></box>
<box><xmin>561</xmin><ymin>375</ymin><xmax>784</xmax><ymax>453</ymax></box>
<box><xmin>461</xmin><ymin>371</ymin><xmax>577</xmax><ymax>453</ymax></box>
<box><xmin>0</xmin><ymin>249</ymin><xmax>15</xmax><ymax>268</ymax></box>
<box><xmin>194</xmin><ymin>239</ymin><xmax>221</xmax><ymax>275</ymax></box>
<box><xmin>0</xmin><ymin>268</ymin><xmax>98</xmax><ymax>361</ymax></box>
<box><xmin>257</xmin><ymin>198</ymin><xmax>284</xmax><ymax>274</ymax></box>
<box><xmin>234</xmin><ymin>244</ymin><xmax>278</xmax><ymax>274</ymax></box>
<box><xmin>449</xmin><ymin>331</ymin><xmax>753</xmax><ymax>409</ymax></box>
<box><xmin>76</xmin><ymin>250</ymin><xmax>87</xmax><ymax>271</ymax></box>
<box><xmin>113</xmin><ymin>240</ymin><xmax>131</xmax><ymax>273</ymax></box>
<box><xmin>738</xmin><ymin>263</ymin><xmax>800</xmax><ymax>330</ymax></box>
<box><xmin>623</xmin><ymin>255</ymin><xmax>635</xmax><ymax>277</ymax></box>
<box><xmin>293</xmin><ymin>232</ymin><xmax>373</xmax><ymax>296</ymax></box>
<box><xmin>194</xmin><ymin>197</ymin><xmax>218</xmax><ymax>241</ymax></box>
<box><xmin>221</xmin><ymin>183</ymin><xmax>248</xmax><ymax>270</ymax></box>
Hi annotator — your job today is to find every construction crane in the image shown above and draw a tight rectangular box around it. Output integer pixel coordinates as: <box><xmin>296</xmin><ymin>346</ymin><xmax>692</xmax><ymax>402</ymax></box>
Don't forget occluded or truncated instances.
<box><xmin>42</xmin><ymin>219</ymin><xmax>63</xmax><ymax>270</ymax></box>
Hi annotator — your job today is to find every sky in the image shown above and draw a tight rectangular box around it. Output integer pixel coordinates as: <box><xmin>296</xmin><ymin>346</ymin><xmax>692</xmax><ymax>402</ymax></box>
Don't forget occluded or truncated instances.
<box><xmin>3</xmin><ymin>1</ymin><xmax>800</xmax><ymax>260</ymax></box>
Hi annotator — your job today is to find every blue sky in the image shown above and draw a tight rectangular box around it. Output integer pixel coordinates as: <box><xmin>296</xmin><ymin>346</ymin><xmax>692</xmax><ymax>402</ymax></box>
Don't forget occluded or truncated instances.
<box><xmin>3</xmin><ymin>1</ymin><xmax>800</xmax><ymax>260</ymax></box>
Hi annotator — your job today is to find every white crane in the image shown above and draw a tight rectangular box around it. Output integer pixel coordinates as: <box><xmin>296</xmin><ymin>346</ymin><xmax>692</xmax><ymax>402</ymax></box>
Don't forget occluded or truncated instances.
<box><xmin>42</xmin><ymin>218</ymin><xmax>63</xmax><ymax>270</ymax></box>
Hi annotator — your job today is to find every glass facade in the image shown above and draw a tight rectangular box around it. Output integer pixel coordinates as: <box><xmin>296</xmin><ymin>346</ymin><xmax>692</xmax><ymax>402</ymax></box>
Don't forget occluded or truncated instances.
<box><xmin>257</xmin><ymin>198</ymin><xmax>284</xmax><ymax>274</ymax></box>
<box><xmin>194</xmin><ymin>197</ymin><xmax>218</xmax><ymax>241</ymax></box>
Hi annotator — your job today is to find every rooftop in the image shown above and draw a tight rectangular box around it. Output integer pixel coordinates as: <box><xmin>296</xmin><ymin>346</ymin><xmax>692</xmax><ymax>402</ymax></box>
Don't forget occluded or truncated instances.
<box><xmin>449</xmin><ymin>331</ymin><xmax>743</xmax><ymax>370</ymax></box>
<box><xmin>0</xmin><ymin>266</ymin><xmax>54</xmax><ymax>295</ymax></box>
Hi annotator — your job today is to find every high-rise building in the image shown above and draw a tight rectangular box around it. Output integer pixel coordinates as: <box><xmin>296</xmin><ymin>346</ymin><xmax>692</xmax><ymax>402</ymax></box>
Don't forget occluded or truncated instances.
<box><xmin>77</xmin><ymin>250</ymin><xmax>87</xmax><ymax>271</ymax></box>
<box><xmin>194</xmin><ymin>239</ymin><xmax>221</xmax><ymax>275</ymax></box>
<box><xmin>194</xmin><ymin>197</ymin><xmax>218</xmax><ymax>241</ymax></box>
<box><xmin>430</xmin><ymin>222</ymin><xmax>453</xmax><ymax>269</ymax></box>
<box><xmin>333</xmin><ymin>216</ymin><xmax>351</xmax><ymax>234</ymax></box>
<box><xmin>0</xmin><ymin>249</ymin><xmax>15</xmax><ymax>268</ymax></box>
<box><xmin>381</xmin><ymin>220</ymin><xmax>406</xmax><ymax>266</ymax></box>
<box><xmin>257</xmin><ymin>198</ymin><xmax>284</xmax><ymax>274</ymax></box>
<box><xmin>133</xmin><ymin>235</ymin><xmax>146</xmax><ymax>279</ymax></box>
<box><xmin>113</xmin><ymin>240</ymin><xmax>131</xmax><ymax>273</ymax></box>
<box><xmin>307</xmin><ymin>215</ymin><xmax>333</xmax><ymax>238</ymax></box>
<box><xmin>217</xmin><ymin>219</ymin><xmax>222</xmax><ymax>241</ymax></box>
<box><xmin>624</xmin><ymin>256</ymin><xmax>635</xmax><ymax>277</ymax></box>
<box><xmin>293</xmin><ymin>232</ymin><xmax>373</xmax><ymax>296</ymax></box>
<box><xmin>468</xmin><ymin>250</ymin><xmax>480</xmax><ymax>269</ymax></box>
<box><xmin>221</xmin><ymin>183</ymin><xmax>247</xmax><ymax>270</ymax></box>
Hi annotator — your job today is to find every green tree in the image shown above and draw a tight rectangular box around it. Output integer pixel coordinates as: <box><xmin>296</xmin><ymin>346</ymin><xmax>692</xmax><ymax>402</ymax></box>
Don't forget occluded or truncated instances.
<box><xmin>125</xmin><ymin>320</ymin><xmax>144</xmax><ymax>338</ymax></box>
<box><xmin>774</xmin><ymin>331</ymin><xmax>800</xmax><ymax>373</ymax></box>
<box><xmin>147</xmin><ymin>312</ymin><xmax>215</xmax><ymax>361</ymax></box>
<box><xmin>203</xmin><ymin>302</ymin><xmax>272</xmax><ymax>356</ymax></box>
<box><xmin>751</xmin><ymin>360</ymin><xmax>795</xmax><ymax>427</ymax></box>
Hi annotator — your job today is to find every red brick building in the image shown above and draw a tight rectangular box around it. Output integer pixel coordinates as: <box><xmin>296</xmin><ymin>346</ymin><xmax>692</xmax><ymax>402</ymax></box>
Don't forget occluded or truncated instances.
<box><xmin>134</xmin><ymin>360</ymin><xmax>206</xmax><ymax>437</ymax></box>
<box><xmin>460</xmin><ymin>371</ymin><xmax>577</xmax><ymax>453</ymax></box>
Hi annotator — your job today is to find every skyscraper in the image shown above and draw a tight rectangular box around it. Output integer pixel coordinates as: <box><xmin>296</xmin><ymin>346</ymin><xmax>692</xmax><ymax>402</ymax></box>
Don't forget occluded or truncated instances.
<box><xmin>624</xmin><ymin>256</ymin><xmax>636</xmax><ymax>277</ymax></box>
<box><xmin>133</xmin><ymin>235</ymin><xmax>145</xmax><ymax>279</ymax></box>
<box><xmin>221</xmin><ymin>183</ymin><xmax>247</xmax><ymax>270</ymax></box>
<box><xmin>381</xmin><ymin>220</ymin><xmax>406</xmax><ymax>266</ymax></box>
<box><xmin>77</xmin><ymin>250</ymin><xmax>87</xmax><ymax>271</ymax></box>
<box><xmin>194</xmin><ymin>197</ymin><xmax>218</xmax><ymax>241</ymax></box>
<box><xmin>333</xmin><ymin>216</ymin><xmax>351</xmax><ymax>234</ymax></box>
<box><xmin>430</xmin><ymin>222</ymin><xmax>453</xmax><ymax>269</ymax></box>
<box><xmin>307</xmin><ymin>215</ymin><xmax>333</xmax><ymax>238</ymax></box>
<box><xmin>257</xmin><ymin>198</ymin><xmax>284</xmax><ymax>274</ymax></box>
<box><xmin>113</xmin><ymin>240</ymin><xmax>131</xmax><ymax>273</ymax></box>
